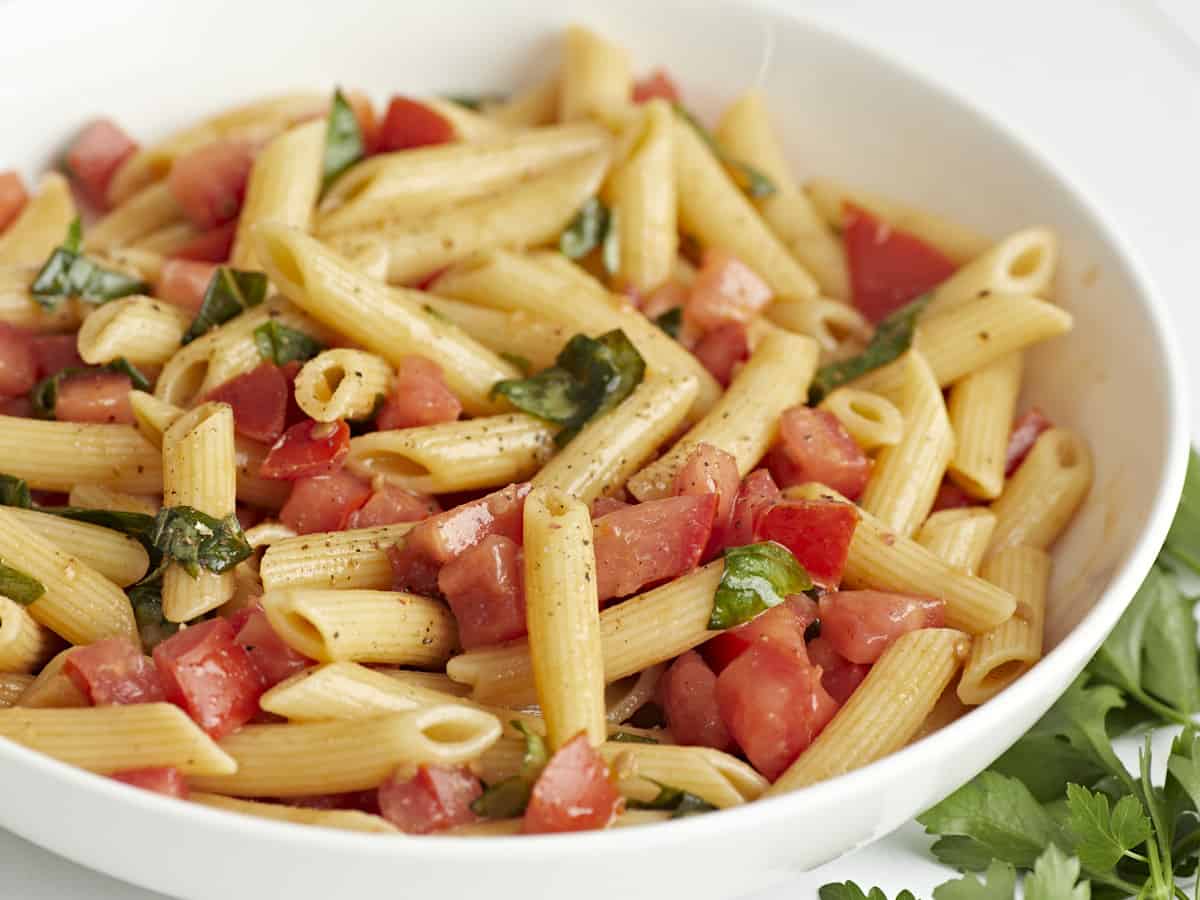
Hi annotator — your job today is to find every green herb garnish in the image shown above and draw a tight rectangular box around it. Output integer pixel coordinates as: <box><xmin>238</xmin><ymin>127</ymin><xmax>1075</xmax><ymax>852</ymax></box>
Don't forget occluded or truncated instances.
<box><xmin>609</xmin><ymin>731</ymin><xmax>659</xmax><ymax>744</ymax></box>
<box><xmin>708</xmin><ymin>541</ymin><xmax>812</xmax><ymax>630</ymax></box>
<box><xmin>653</xmin><ymin>307</ymin><xmax>683</xmax><ymax>339</ymax></box>
<box><xmin>627</xmin><ymin>781</ymin><xmax>716</xmax><ymax>819</ymax></box>
<box><xmin>0</xmin><ymin>560</ymin><xmax>45</xmax><ymax>606</ymax></box>
<box><xmin>443</xmin><ymin>94</ymin><xmax>505</xmax><ymax>111</ymax></box>
<box><xmin>673</xmin><ymin>104</ymin><xmax>776</xmax><ymax>199</ymax></box>
<box><xmin>0</xmin><ymin>474</ymin><xmax>32</xmax><ymax>509</ymax></box>
<box><xmin>30</xmin><ymin>219</ymin><xmax>148</xmax><ymax>309</ymax></box>
<box><xmin>322</xmin><ymin>88</ymin><xmax>365</xmax><ymax>191</ymax></box>
<box><xmin>182</xmin><ymin>267</ymin><xmax>268</xmax><ymax>344</ymax></box>
<box><xmin>147</xmin><ymin>506</ymin><xmax>252</xmax><ymax>579</ymax></box>
<box><xmin>471</xmin><ymin>721</ymin><xmax>548</xmax><ymax>819</ymax></box>
<box><xmin>253</xmin><ymin>320</ymin><xmax>324</xmax><ymax>366</ymax></box>
<box><xmin>560</xmin><ymin>197</ymin><xmax>612</xmax><ymax>260</ymax></box>
<box><xmin>126</xmin><ymin>577</ymin><xmax>179</xmax><ymax>652</ymax></box>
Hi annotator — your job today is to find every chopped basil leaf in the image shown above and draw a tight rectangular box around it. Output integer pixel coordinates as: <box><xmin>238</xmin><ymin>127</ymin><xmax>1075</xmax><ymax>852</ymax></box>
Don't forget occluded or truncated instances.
<box><xmin>808</xmin><ymin>292</ymin><xmax>931</xmax><ymax>404</ymax></box>
<box><xmin>30</xmin><ymin>219</ymin><xmax>149</xmax><ymax>309</ymax></box>
<box><xmin>148</xmin><ymin>506</ymin><xmax>252</xmax><ymax>579</ymax></box>
<box><xmin>628</xmin><ymin>781</ymin><xmax>716</xmax><ymax>818</ymax></box>
<box><xmin>470</xmin><ymin>720</ymin><xmax>549</xmax><ymax>819</ymax></box>
<box><xmin>601</xmin><ymin>208</ymin><xmax>621</xmax><ymax>276</ymax></box>
<box><xmin>653</xmin><ymin>307</ymin><xmax>683</xmax><ymax>339</ymax></box>
<box><xmin>182</xmin><ymin>268</ymin><xmax>268</xmax><ymax>344</ymax></box>
<box><xmin>673</xmin><ymin>104</ymin><xmax>777</xmax><ymax>199</ymax></box>
<box><xmin>492</xmin><ymin>329</ymin><xmax>645</xmax><ymax>446</ymax></box>
<box><xmin>1161</xmin><ymin>446</ymin><xmax>1200</xmax><ymax>575</ymax></box>
<box><xmin>443</xmin><ymin>94</ymin><xmax>505</xmax><ymax>111</ymax></box>
<box><xmin>29</xmin><ymin>357</ymin><xmax>152</xmax><ymax>420</ymax></box>
<box><xmin>0</xmin><ymin>560</ymin><xmax>45</xmax><ymax>606</ymax></box>
<box><xmin>709</xmin><ymin>541</ymin><xmax>812</xmax><ymax>630</ymax></box>
<box><xmin>499</xmin><ymin>352</ymin><xmax>532</xmax><ymax>375</ymax></box>
<box><xmin>609</xmin><ymin>731</ymin><xmax>659</xmax><ymax>744</ymax></box>
<box><xmin>127</xmin><ymin>577</ymin><xmax>179</xmax><ymax>652</ymax></box>
<box><xmin>103</xmin><ymin>357</ymin><xmax>152</xmax><ymax>391</ymax></box>
<box><xmin>422</xmin><ymin>304</ymin><xmax>449</xmax><ymax>323</ymax></box>
<box><xmin>253</xmin><ymin>320</ymin><xmax>324</xmax><ymax>366</ymax></box>
<box><xmin>323</xmin><ymin>88</ymin><xmax>366</xmax><ymax>191</ymax></box>
<box><xmin>0</xmin><ymin>474</ymin><xmax>32</xmax><ymax>509</ymax></box>
<box><xmin>559</xmin><ymin>197</ymin><xmax>612</xmax><ymax>260</ymax></box>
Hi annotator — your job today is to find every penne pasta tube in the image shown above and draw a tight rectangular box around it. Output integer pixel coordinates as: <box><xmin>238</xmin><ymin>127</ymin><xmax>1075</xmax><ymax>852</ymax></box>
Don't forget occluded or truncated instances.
<box><xmin>190</xmin><ymin>793</ymin><xmax>398</xmax><ymax>834</ymax></box>
<box><xmin>76</xmin><ymin>295</ymin><xmax>189</xmax><ymax>366</ymax></box>
<box><xmin>346</xmin><ymin>414</ymin><xmax>556</xmax><ymax>495</ymax></box>
<box><xmin>420</xmin><ymin>98</ymin><xmax>510</xmax><ymax>142</ymax></box>
<box><xmin>627</xmin><ymin>329</ymin><xmax>818</xmax><ymax>501</ymax></box>
<box><xmin>0</xmin><ymin>416</ymin><xmax>162</xmax><ymax>494</ymax></box>
<box><xmin>0</xmin><ymin>703</ymin><xmax>237</xmax><ymax>775</ymax></box>
<box><xmin>0</xmin><ymin>596</ymin><xmax>62</xmax><ymax>675</ymax></box>
<box><xmin>769</xmin><ymin>295</ymin><xmax>872</xmax><ymax>361</ymax></box>
<box><xmin>189</xmin><ymin>706</ymin><xmax>501</xmax><ymax>797</ymax></box>
<box><xmin>262</xmin><ymin>589</ymin><xmax>457</xmax><ymax>668</ymax></box>
<box><xmin>92</xmin><ymin>246</ymin><xmax>165</xmax><ymax>286</ymax></box>
<box><xmin>0</xmin><ymin>265</ymin><xmax>83</xmax><ymax>331</ymax></box>
<box><xmin>766</xmin><ymin>628</ymin><xmax>968</xmax><ymax>793</ymax></box>
<box><xmin>946</xmin><ymin>353</ymin><xmax>1023</xmax><ymax>500</ymax></box>
<box><xmin>259</xmin><ymin>661</ymin><xmax>475</xmax><ymax>722</ymax></box>
<box><xmin>83</xmin><ymin>181</ymin><xmax>183</xmax><ymax>254</ymax></box>
<box><xmin>0</xmin><ymin>674</ymin><xmax>34</xmax><ymax>709</ymax></box>
<box><xmin>292</xmin><ymin>349</ymin><xmax>393</xmax><ymax>423</ymax></box>
<box><xmin>558</xmin><ymin>25</ymin><xmax>632</xmax><ymax>126</ymax></box>
<box><xmin>255</xmin><ymin>224</ymin><xmax>519</xmax><ymax>416</ymax></box>
<box><xmin>5</xmin><ymin>507</ymin><xmax>149</xmax><ymax>587</ymax></box>
<box><xmin>484</xmin><ymin>75</ymin><xmax>560</xmax><ymax>128</ymax></box>
<box><xmin>988</xmin><ymin>428</ymin><xmax>1093</xmax><ymax>554</ymax></box>
<box><xmin>601</xmin><ymin>742</ymin><xmax>768</xmax><ymax>809</ymax></box>
<box><xmin>258</xmin><ymin>522</ymin><xmax>415</xmax><ymax>592</ymax></box>
<box><xmin>915</xmin><ymin>507</ymin><xmax>997</xmax><ymax>574</ymax></box>
<box><xmin>819</xmin><ymin>387</ymin><xmax>904</xmax><ymax>452</ymax></box>
<box><xmin>131</xmin><ymin>220</ymin><xmax>200</xmax><ymax>256</ymax></box>
<box><xmin>926</xmin><ymin>227</ymin><xmax>1059</xmax><ymax>317</ymax></box>
<box><xmin>66</xmin><ymin>485</ymin><xmax>158</xmax><ymax>517</ymax></box>
<box><xmin>382</xmin><ymin>669</ymin><xmax>472</xmax><ymax>698</ymax></box>
<box><xmin>605</xmin><ymin>663</ymin><xmax>665</xmax><ymax>725</ymax></box>
<box><xmin>14</xmin><ymin>648</ymin><xmax>85</xmax><ymax>709</ymax></box>
<box><xmin>0</xmin><ymin>173</ymin><xmax>76</xmax><ymax>267</ymax></box>
<box><xmin>419</xmin><ymin>295</ymin><xmax>569</xmax><ymax>373</ymax></box>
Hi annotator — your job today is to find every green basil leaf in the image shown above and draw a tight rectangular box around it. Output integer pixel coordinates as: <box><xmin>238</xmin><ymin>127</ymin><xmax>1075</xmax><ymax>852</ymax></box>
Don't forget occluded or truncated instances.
<box><xmin>323</xmin><ymin>88</ymin><xmax>365</xmax><ymax>191</ymax></box>
<box><xmin>0</xmin><ymin>474</ymin><xmax>32</xmax><ymax>509</ymax></box>
<box><xmin>627</xmin><ymin>781</ymin><xmax>716</xmax><ymax>819</ymax></box>
<box><xmin>30</xmin><ymin>220</ymin><xmax>148</xmax><ymax>309</ymax></box>
<box><xmin>708</xmin><ymin>540</ymin><xmax>812</xmax><ymax>630</ymax></box>
<box><xmin>149</xmin><ymin>506</ymin><xmax>252</xmax><ymax>579</ymax></box>
<box><xmin>1161</xmin><ymin>447</ymin><xmax>1200</xmax><ymax>575</ymax></box>
<box><xmin>444</xmin><ymin>94</ymin><xmax>505</xmax><ymax>112</ymax></box>
<box><xmin>470</xmin><ymin>776</ymin><xmax>533</xmax><ymax>819</ymax></box>
<box><xmin>182</xmin><ymin>268</ymin><xmax>268</xmax><ymax>344</ymax></box>
<box><xmin>808</xmin><ymin>292</ymin><xmax>932</xmax><ymax>404</ymax></box>
<box><xmin>653</xmin><ymin>307</ymin><xmax>683</xmax><ymax>339</ymax></box>
<box><xmin>103</xmin><ymin>356</ymin><xmax>152</xmax><ymax>392</ymax></box>
<box><xmin>498</xmin><ymin>352</ymin><xmax>532</xmax><ymax>375</ymax></box>
<box><xmin>28</xmin><ymin>357</ymin><xmax>153</xmax><ymax>420</ymax></box>
<box><xmin>0</xmin><ymin>560</ymin><xmax>45</xmax><ymax>606</ymax></box>
<box><xmin>559</xmin><ymin>197</ymin><xmax>611</xmax><ymax>260</ymax></box>
<box><xmin>609</xmin><ymin>731</ymin><xmax>659</xmax><ymax>744</ymax></box>
<box><xmin>513</xmin><ymin>720</ymin><xmax>548</xmax><ymax>777</ymax></box>
<box><xmin>492</xmin><ymin>329</ymin><xmax>645</xmax><ymax>446</ymax></box>
<box><xmin>673</xmin><ymin>104</ymin><xmax>776</xmax><ymax>199</ymax></box>
<box><xmin>253</xmin><ymin>320</ymin><xmax>324</xmax><ymax>366</ymax></box>
<box><xmin>63</xmin><ymin>218</ymin><xmax>83</xmax><ymax>254</ymax></box>
<box><xmin>126</xmin><ymin>577</ymin><xmax>179</xmax><ymax>652</ymax></box>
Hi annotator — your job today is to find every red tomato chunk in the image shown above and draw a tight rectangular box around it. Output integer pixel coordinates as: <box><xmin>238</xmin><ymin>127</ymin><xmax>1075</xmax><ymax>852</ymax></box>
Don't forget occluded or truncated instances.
<box><xmin>1005</xmin><ymin>408</ymin><xmax>1052</xmax><ymax>476</ymax></box>
<box><xmin>593</xmin><ymin>494</ymin><xmax>716</xmax><ymax>602</ymax></box>
<box><xmin>438</xmin><ymin>534</ymin><xmax>526</xmax><ymax>649</ymax></box>
<box><xmin>0</xmin><ymin>324</ymin><xmax>36</xmax><ymax>397</ymax></box>
<box><xmin>932</xmin><ymin>479</ymin><xmax>973</xmax><ymax>512</ymax></box>
<box><xmin>659</xmin><ymin>650</ymin><xmax>732</xmax><ymax>751</ymax></box>
<box><xmin>524</xmin><ymin>734</ymin><xmax>623</xmax><ymax>834</ymax></box>
<box><xmin>31</xmin><ymin>334</ymin><xmax>84</xmax><ymax>379</ymax></box>
<box><xmin>672</xmin><ymin>443</ymin><xmax>740</xmax><ymax>559</ymax></box>
<box><xmin>691</xmin><ymin>322</ymin><xmax>749</xmax><ymax>388</ymax></box>
<box><xmin>723</xmin><ymin>469</ymin><xmax>781</xmax><ymax>548</ymax></box>
<box><xmin>170</xmin><ymin>221</ymin><xmax>237</xmax><ymax>263</ymax></box>
<box><xmin>377</xmin><ymin>97</ymin><xmax>456</xmax><ymax>152</ymax></box>
<box><xmin>0</xmin><ymin>171</ymin><xmax>28</xmax><ymax>234</ymax></box>
<box><xmin>378</xmin><ymin>765</ymin><xmax>481</xmax><ymax>834</ymax></box>
<box><xmin>633</xmin><ymin>69</ymin><xmax>681</xmax><ymax>104</ymax></box>
<box><xmin>375</xmin><ymin>356</ymin><xmax>462</xmax><ymax>431</ymax></box>
<box><xmin>685</xmin><ymin>248</ymin><xmax>773</xmax><ymax>333</ymax></box>
<box><xmin>344</xmin><ymin>91</ymin><xmax>381</xmax><ymax>156</ymax></box>
<box><xmin>701</xmin><ymin>597</ymin><xmax>815</xmax><ymax>674</ymax></box>
<box><xmin>755</xmin><ymin>499</ymin><xmax>859</xmax><ymax>589</ymax></box>
<box><xmin>65</xmin><ymin>638</ymin><xmax>165</xmax><ymax>706</ymax></box>
<box><xmin>818</xmin><ymin>590</ymin><xmax>944</xmax><ymax>665</ymax></box>
<box><xmin>111</xmin><ymin>767</ymin><xmax>189</xmax><ymax>799</ymax></box>
<box><xmin>153</xmin><ymin>619</ymin><xmax>263</xmax><ymax>739</ymax></box>
<box><xmin>766</xmin><ymin>406</ymin><xmax>871</xmax><ymax>500</ymax></box>
<box><xmin>203</xmin><ymin>363</ymin><xmax>288</xmax><ymax>444</ymax></box>
<box><xmin>806</xmin><ymin>636</ymin><xmax>869</xmax><ymax>705</ymax></box>
<box><xmin>168</xmin><ymin>139</ymin><xmax>256</xmax><ymax>229</ymax></box>
<box><xmin>66</xmin><ymin>119</ymin><xmax>138</xmax><ymax>210</ymax></box>
<box><xmin>234</xmin><ymin>607</ymin><xmax>311</xmax><ymax>688</ymax></box>
<box><xmin>260</xmin><ymin>419</ymin><xmax>351</xmax><ymax>480</ymax></box>
<box><xmin>279</xmin><ymin>469</ymin><xmax>372</xmax><ymax>535</ymax></box>
<box><xmin>156</xmin><ymin>259</ymin><xmax>217</xmax><ymax>316</ymax></box>
<box><xmin>55</xmin><ymin>372</ymin><xmax>135</xmax><ymax>424</ymax></box>
<box><xmin>715</xmin><ymin>639</ymin><xmax>838</xmax><ymax>781</ymax></box>
<box><xmin>347</xmin><ymin>485</ymin><xmax>440</xmax><ymax>529</ymax></box>
<box><xmin>843</xmin><ymin>203</ymin><xmax>957</xmax><ymax>325</ymax></box>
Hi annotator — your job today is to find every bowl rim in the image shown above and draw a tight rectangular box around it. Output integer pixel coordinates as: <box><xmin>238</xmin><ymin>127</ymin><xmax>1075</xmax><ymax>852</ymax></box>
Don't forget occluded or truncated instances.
<box><xmin>0</xmin><ymin>0</ymin><xmax>1190</xmax><ymax>866</ymax></box>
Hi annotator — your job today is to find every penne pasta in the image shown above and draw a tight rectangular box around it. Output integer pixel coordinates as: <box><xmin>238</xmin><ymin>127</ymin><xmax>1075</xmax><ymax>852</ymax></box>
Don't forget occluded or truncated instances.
<box><xmin>558</xmin><ymin>25</ymin><xmax>632</xmax><ymax>126</ymax></box>
<box><xmin>0</xmin><ymin>596</ymin><xmax>62</xmax><ymax>675</ymax></box>
<box><xmin>0</xmin><ymin>173</ymin><xmax>76</xmax><ymax>267</ymax></box>
<box><xmin>13</xmin><ymin>648</ymin><xmax>85</xmax><ymax>709</ymax></box>
<box><xmin>5</xmin><ymin>507</ymin><xmax>150</xmax><ymax>587</ymax></box>
<box><xmin>946</xmin><ymin>353</ymin><xmax>1023</xmax><ymax>500</ymax></box>
<box><xmin>0</xmin><ymin>265</ymin><xmax>83</xmax><ymax>331</ymax></box>
<box><xmin>926</xmin><ymin>227</ymin><xmax>1059</xmax><ymax>317</ymax></box>
<box><xmin>418</xmin><ymin>295</ymin><xmax>569</xmax><ymax>373</ymax></box>
<box><xmin>190</xmin><ymin>793</ymin><xmax>398</xmax><ymax>834</ymax></box>
<box><xmin>819</xmin><ymin>387</ymin><xmax>904</xmax><ymax>451</ymax></box>
<box><xmin>258</xmin><ymin>523</ymin><xmax>415</xmax><ymax>592</ymax></box>
<box><xmin>83</xmin><ymin>181</ymin><xmax>183</xmax><ymax>254</ymax></box>
<box><xmin>76</xmin><ymin>295</ymin><xmax>189</xmax><ymax>366</ymax></box>
<box><xmin>259</xmin><ymin>661</ymin><xmax>474</xmax><ymax>722</ymax></box>
<box><xmin>0</xmin><ymin>416</ymin><xmax>161</xmax><ymax>494</ymax></box>
<box><xmin>65</xmin><ymin>485</ymin><xmax>158</xmax><ymax>517</ymax></box>
<box><xmin>915</xmin><ymin>507</ymin><xmax>998</xmax><ymax>574</ymax></box>
<box><xmin>292</xmin><ymin>349</ymin><xmax>393</xmax><ymax>423</ymax></box>
<box><xmin>484</xmin><ymin>75</ymin><xmax>560</xmax><ymax>128</ymax></box>
<box><xmin>988</xmin><ymin>428</ymin><xmax>1093</xmax><ymax>554</ymax></box>
<box><xmin>0</xmin><ymin>674</ymin><xmax>35</xmax><ymax>709</ymax></box>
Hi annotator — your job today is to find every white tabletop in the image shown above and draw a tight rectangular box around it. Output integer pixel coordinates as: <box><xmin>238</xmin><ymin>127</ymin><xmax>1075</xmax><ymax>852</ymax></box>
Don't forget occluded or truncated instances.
<box><xmin>4</xmin><ymin>1</ymin><xmax>1200</xmax><ymax>897</ymax></box>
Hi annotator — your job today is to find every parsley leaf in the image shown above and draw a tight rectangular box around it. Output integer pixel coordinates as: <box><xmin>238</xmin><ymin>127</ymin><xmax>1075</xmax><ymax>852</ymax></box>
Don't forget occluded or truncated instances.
<box><xmin>1160</xmin><ymin>447</ymin><xmax>1200</xmax><ymax>575</ymax></box>
<box><xmin>653</xmin><ymin>307</ymin><xmax>683</xmax><ymax>339</ymax></box>
<box><xmin>673</xmin><ymin>104</ymin><xmax>776</xmax><ymax>199</ymax></box>
<box><xmin>1022</xmin><ymin>845</ymin><xmax>1091</xmax><ymax>900</ymax></box>
<box><xmin>471</xmin><ymin>721</ymin><xmax>548</xmax><ymax>819</ymax></box>
<box><xmin>0</xmin><ymin>560</ymin><xmax>45</xmax><ymax>606</ymax></box>
<box><xmin>0</xmin><ymin>474</ymin><xmax>32</xmax><ymax>509</ymax></box>
<box><xmin>1065</xmin><ymin>785</ymin><xmax>1152</xmax><ymax>873</ymax></box>
<box><xmin>560</xmin><ymin>197</ymin><xmax>612</xmax><ymax>260</ymax></box>
<box><xmin>322</xmin><ymin>88</ymin><xmax>365</xmax><ymax>191</ymax></box>
<box><xmin>708</xmin><ymin>541</ymin><xmax>812</xmax><ymax>630</ymax></box>
<box><xmin>147</xmin><ymin>506</ymin><xmax>252</xmax><ymax>579</ymax></box>
<box><xmin>818</xmin><ymin>884</ymin><xmax>920</xmax><ymax>900</ymax></box>
<box><xmin>808</xmin><ymin>293</ymin><xmax>931</xmax><ymax>404</ymax></box>
<box><xmin>929</xmin><ymin>860</ymin><xmax>1016</xmax><ymax>900</ymax></box>
<box><xmin>253</xmin><ymin>320</ymin><xmax>324</xmax><ymax>366</ymax></box>
<box><xmin>182</xmin><ymin>267</ymin><xmax>268</xmax><ymax>344</ymax></box>
<box><xmin>627</xmin><ymin>781</ymin><xmax>716</xmax><ymax>819</ymax></box>
<box><xmin>30</xmin><ymin>219</ymin><xmax>148</xmax><ymax>308</ymax></box>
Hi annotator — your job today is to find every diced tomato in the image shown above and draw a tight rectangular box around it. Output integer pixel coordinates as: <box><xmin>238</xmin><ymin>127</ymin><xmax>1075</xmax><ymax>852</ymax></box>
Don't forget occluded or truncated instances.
<box><xmin>437</xmin><ymin>534</ymin><xmax>525</xmax><ymax>649</ymax></box>
<box><xmin>715</xmin><ymin>639</ymin><xmax>838</xmax><ymax>780</ymax></box>
<box><xmin>388</xmin><ymin>482</ymin><xmax>530</xmax><ymax>595</ymax></box>
<box><xmin>344</xmin><ymin>91</ymin><xmax>381</xmax><ymax>156</ymax></box>
<box><xmin>1005</xmin><ymin>408</ymin><xmax>1052</xmax><ymax>476</ymax></box>
<box><xmin>692</xmin><ymin>322</ymin><xmax>749</xmax><ymax>387</ymax></box>
<box><xmin>170</xmin><ymin>221</ymin><xmax>237</xmax><ymax>263</ymax></box>
<box><xmin>167</xmin><ymin>139</ymin><xmax>256</xmax><ymax>229</ymax></box>
<box><xmin>156</xmin><ymin>259</ymin><xmax>217</xmax><ymax>315</ymax></box>
<box><xmin>278</xmin><ymin>360</ymin><xmax>307</xmax><ymax>427</ymax></box>
<box><xmin>64</xmin><ymin>637</ymin><xmax>165</xmax><ymax>706</ymax></box>
<box><xmin>31</xmin><ymin>334</ymin><xmax>83</xmax><ymax>379</ymax></box>
<box><xmin>111</xmin><ymin>767</ymin><xmax>189</xmax><ymax>799</ymax></box>
<box><xmin>347</xmin><ymin>485</ymin><xmax>440</xmax><ymax>529</ymax></box>
<box><xmin>286</xmin><ymin>790</ymin><xmax>380</xmax><ymax>814</ymax></box>
<box><xmin>932</xmin><ymin>479</ymin><xmax>973</xmax><ymax>512</ymax></box>
<box><xmin>375</xmin><ymin>356</ymin><xmax>462</xmax><ymax>431</ymax></box>
<box><xmin>640</xmin><ymin>281</ymin><xmax>688</xmax><ymax>320</ymax></box>
<box><xmin>378</xmin><ymin>764</ymin><xmax>481</xmax><ymax>834</ymax></box>
<box><xmin>152</xmin><ymin>618</ymin><xmax>263</xmax><ymax>739</ymax></box>
<box><xmin>377</xmin><ymin>97</ymin><xmax>456</xmax><ymax>152</ymax></box>
<box><xmin>279</xmin><ymin>468</ymin><xmax>372</xmax><ymax>535</ymax></box>
<box><xmin>0</xmin><ymin>396</ymin><xmax>32</xmax><ymax>418</ymax></box>
<box><xmin>672</xmin><ymin>443</ymin><xmax>739</xmax><ymax>560</ymax></box>
<box><xmin>593</xmin><ymin>494</ymin><xmax>717</xmax><ymax>602</ymax></box>
<box><xmin>818</xmin><ymin>590</ymin><xmax>944</xmax><ymax>664</ymax></box>
<box><xmin>755</xmin><ymin>499</ymin><xmax>859</xmax><ymax>589</ymax></box>
<box><xmin>767</xmin><ymin>406</ymin><xmax>871</xmax><ymax>500</ymax></box>
<box><xmin>0</xmin><ymin>171</ymin><xmax>28</xmax><ymax>234</ymax></box>
<box><xmin>806</xmin><ymin>636</ymin><xmax>870</xmax><ymax>705</ymax></box>
<box><xmin>0</xmin><ymin>324</ymin><xmax>36</xmax><ymax>398</ymax></box>
<box><xmin>659</xmin><ymin>650</ymin><xmax>731</xmax><ymax>750</ymax></box>
<box><xmin>203</xmin><ymin>363</ymin><xmax>288</xmax><ymax>444</ymax></box>
<box><xmin>235</xmin><ymin>504</ymin><xmax>264</xmax><ymax>532</ymax></box>
<box><xmin>55</xmin><ymin>372</ymin><xmax>134</xmax><ymax>424</ymax></box>
<box><xmin>260</xmin><ymin>419</ymin><xmax>351</xmax><ymax>480</ymax></box>
<box><xmin>590</xmin><ymin>496</ymin><xmax>630</xmax><ymax>518</ymax></box>
<box><xmin>633</xmin><ymin>69</ymin><xmax>682</xmax><ymax>104</ymax></box>
<box><xmin>65</xmin><ymin>120</ymin><xmax>138</xmax><ymax>211</ymax></box>
<box><xmin>524</xmin><ymin>734</ymin><xmax>623</xmax><ymax>834</ymax></box>
<box><xmin>723</xmin><ymin>469</ymin><xmax>781</xmax><ymax>548</ymax></box>
<box><xmin>685</xmin><ymin>248</ymin><xmax>773</xmax><ymax>333</ymax></box>
<box><xmin>843</xmin><ymin>203</ymin><xmax>958</xmax><ymax>325</ymax></box>
<box><xmin>234</xmin><ymin>606</ymin><xmax>311</xmax><ymax>688</ymax></box>
<box><xmin>700</xmin><ymin>596</ymin><xmax>816</xmax><ymax>674</ymax></box>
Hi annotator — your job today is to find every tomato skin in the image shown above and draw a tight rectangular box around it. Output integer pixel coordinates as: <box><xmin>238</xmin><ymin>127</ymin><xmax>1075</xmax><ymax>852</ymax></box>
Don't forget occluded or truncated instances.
<box><xmin>31</xmin><ymin>334</ymin><xmax>84</xmax><ymax>379</ymax></box>
<box><xmin>672</xmin><ymin>443</ymin><xmax>740</xmax><ymax>560</ymax></box>
<box><xmin>685</xmin><ymin>248</ymin><xmax>773</xmax><ymax>332</ymax></box>
<box><xmin>375</xmin><ymin>356</ymin><xmax>462</xmax><ymax>431</ymax></box>
<box><xmin>279</xmin><ymin>468</ymin><xmax>372</xmax><ymax>535</ymax></box>
<box><xmin>260</xmin><ymin>419</ymin><xmax>351</xmax><ymax>480</ymax></box>
<box><xmin>66</xmin><ymin>119</ymin><xmax>138</xmax><ymax>211</ymax></box>
<box><xmin>691</xmin><ymin>322</ymin><xmax>749</xmax><ymax>388</ymax></box>
<box><xmin>723</xmin><ymin>469</ymin><xmax>781</xmax><ymax>548</ymax></box>
<box><xmin>203</xmin><ymin>363</ymin><xmax>288</xmax><ymax>444</ymax></box>
<box><xmin>347</xmin><ymin>485</ymin><xmax>440</xmax><ymax>529</ymax></box>
<box><xmin>343</xmin><ymin>90</ymin><xmax>381</xmax><ymax>156</ymax></box>
<box><xmin>55</xmin><ymin>372</ymin><xmax>135</xmax><ymax>425</ymax></box>
<box><xmin>111</xmin><ymin>767</ymin><xmax>189</xmax><ymax>799</ymax></box>
<box><xmin>932</xmin><ymin>479</ymin><xmax>973</xmax><ymax>512</ymax></box>
<box><xmin>700</xmin><ymin>596</ymin><xmax>816</xmax><ymax>674</ymax></box>
<box><xmin>818</xmin><ymin>590</ymin><xmax>944</xmax><ymax>664</ymax></box>
<box><xmin>65</xmin><ymin>637</ymin><xmax>166</xmax><ymax>706</ymax></box>
<box><xmin>659</xmin><ymin>650</ymin><xmax>732</xmax><ymax>750</ymax></box>
<box><xmin>1005</xmin><ymin>408</ymin><xmax>1052</xmax><ymax>476</ymax></box>
<box><xmin>0</xmin><ymin>396</ymin><xmax>33</xmax><ymax>418</ymax></box>
<box><xmin>233</xmin><ymin>606</ymin><xmax>311</xmax><ymax>688</ymax></box>
<box><xmin>378</xmin><ymin>765</ymin><xmax>482</xmax><ymax>834</ymax></box>
<box><xmin>844</xmin><ymin>203</ymin><xmax>958</xmax><ymax>324</ymax></box>
<box><xmin>633</xmin><ymin>69</ymin><xmax>682</xmax><ymax>103</ymax></box>
<box><xmin>377</xmin><ymin>97</ymin><xmax>456</xmax><ymax>152</ymax></box>
<box><xmin>806</xmin><ymin>635</ymin><xmax>870</xmax><ymax>704</ymax></box>
<box><xmin>0</xmin><ymin>171</ymin><xmax>28</xmax><ymax>234</ymax></box>
<box><xmin>170</xmin><ymin>221</ymin><xmax>236</xmax><ymax>263</ymax></box>
<box><xmin>438</xmin><ymin>534</ymin><xmax>526</xmax><ymax>649</ymax></box>
<box><xmin>0</xmin><ymin>324</ymin><xmax>36</xmax><ymax>398</ymax></box>
<box><xmin>767</xmin><ymin>406</ymin><xmax>871</xmax><ymax>500</ymax></box>
<box><xmin>593</xmin><ymin>494</ymin><xmax>717</xmax><ymax>602</ymax></box>
<box><xmin>152</xmin><ymin>619</ymin><xmax>264</xmax><ymax>739</ymax></box>
<box><xmin>167</xmin><ymin>139</ymin><xmax>256</xmax><ymax>229</ymax></box>
<box><xmin>156</xmin><ymin>259</ymin><xmax>218</xmax><ymax>316</ymax></box>
<box><xmin>524</xmin><ymin>734</ymin><xmax>623</xmax><ymax>834</ymax></box>
<box><xmin>754</xmin><ymin>499</ymin><xmax>859</xmax><ymax>589</ymax></box>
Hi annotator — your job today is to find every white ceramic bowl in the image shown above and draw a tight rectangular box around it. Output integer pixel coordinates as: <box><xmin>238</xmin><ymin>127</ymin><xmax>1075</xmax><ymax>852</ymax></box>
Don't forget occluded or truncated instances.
<box><xmin>0</xmin><ymin>1</ymin><xmax>1189</xmax><ymax>898</ymax></box>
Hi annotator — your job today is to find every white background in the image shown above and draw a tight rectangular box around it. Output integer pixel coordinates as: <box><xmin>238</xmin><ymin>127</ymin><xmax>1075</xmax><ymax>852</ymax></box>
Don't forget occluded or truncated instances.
<box><xmin>3</xmin><ymin>0</ymin><xmax>1200</xmax><ymax>896</ymax></box>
